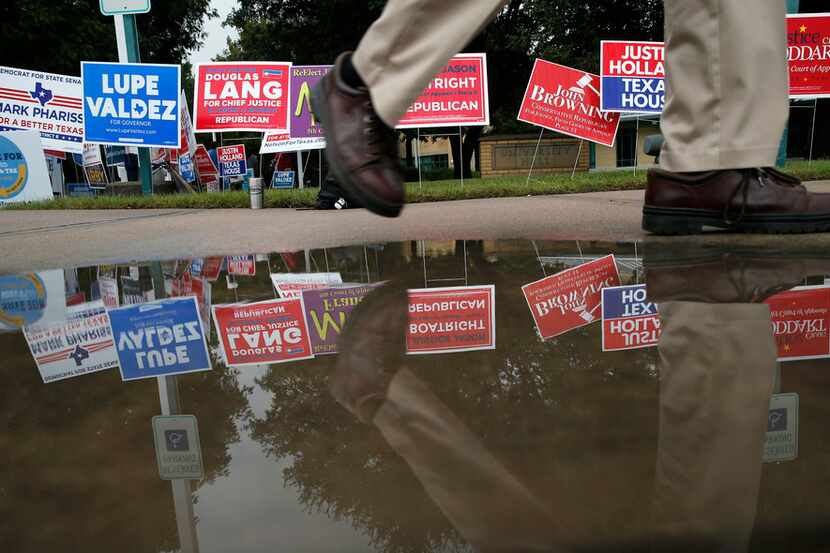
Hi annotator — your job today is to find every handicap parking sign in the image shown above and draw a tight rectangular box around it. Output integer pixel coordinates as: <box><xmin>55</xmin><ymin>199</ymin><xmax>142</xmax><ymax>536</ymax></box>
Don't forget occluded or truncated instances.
<box><xmin>82</xmin><ymin>61</ymin><xmax>180</xmax><ymax>148</ymax></box>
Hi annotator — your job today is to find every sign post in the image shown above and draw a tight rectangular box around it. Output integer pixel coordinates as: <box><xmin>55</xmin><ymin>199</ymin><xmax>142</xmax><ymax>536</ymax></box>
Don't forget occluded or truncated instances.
<box><xmin>101</xmin><ymin>1</ymin><xmax>153</xmax><ymax>195</ymax></box>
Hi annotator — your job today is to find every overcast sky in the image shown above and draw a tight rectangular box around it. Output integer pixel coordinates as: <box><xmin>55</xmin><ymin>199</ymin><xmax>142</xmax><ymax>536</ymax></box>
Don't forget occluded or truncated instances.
<box><xmin>188</xmin><ymin>0</ymin><xmax>238</xmax><ymax>65</ymax></box>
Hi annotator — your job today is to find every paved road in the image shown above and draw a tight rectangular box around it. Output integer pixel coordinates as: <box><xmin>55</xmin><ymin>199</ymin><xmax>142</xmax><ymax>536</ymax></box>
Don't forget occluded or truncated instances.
<box><xmin>3</xmin><ymin>181</ymin><xmax>830</xmax><ymax>273</ymax></box>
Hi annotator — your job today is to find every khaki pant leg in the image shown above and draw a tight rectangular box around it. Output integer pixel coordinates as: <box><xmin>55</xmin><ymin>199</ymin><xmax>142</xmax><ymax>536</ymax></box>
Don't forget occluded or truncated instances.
<box><xmin>352</xmin><ymin>0</ymin><xmax>507</xmax><ymax>127</ymax></box>
<box><xmin>661</xmin><ymin>0</ymin><xmax>789</xmax><ymax>171</ymax></box>
<box><xmin>651</xmin><ymin>302</ymin><xmax>776</xmax><ymax>551</ymax></box>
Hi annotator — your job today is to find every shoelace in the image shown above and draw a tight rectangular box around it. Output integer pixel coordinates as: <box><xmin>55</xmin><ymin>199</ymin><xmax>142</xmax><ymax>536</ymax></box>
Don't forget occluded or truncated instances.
<box><xmin>723</xmin><ymin>167</ymin><xmax>802</xmax><ymax>224</ymax></box>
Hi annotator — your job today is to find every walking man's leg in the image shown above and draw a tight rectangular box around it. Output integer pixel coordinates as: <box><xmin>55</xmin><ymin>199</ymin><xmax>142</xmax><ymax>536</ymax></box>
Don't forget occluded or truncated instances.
<box><xmin>312</xmin><ymin>1</ymin><xmax>506</xmax><ymax>217</ymax></box>
<box><xmin>644</xmin><ymin>0</ymin><xmax>830</xmax><ymax>234</ymax></box>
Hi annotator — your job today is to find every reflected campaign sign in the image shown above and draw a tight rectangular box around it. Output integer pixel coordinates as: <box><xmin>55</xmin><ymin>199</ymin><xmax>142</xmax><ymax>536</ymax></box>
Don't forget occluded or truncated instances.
<box><xmin>518</xmin><ymin>60</ymin><xmax>621</xmax><ymax>147</ymax></box>
<box><xmin>303</xmin><ymin>284</ymin><xmax>382</xmax><ymax>355</ymax></box>
<box><xmin>227</xmin><ymin>255</ymin><xmax>256</xmax><ymax>276</ymax></box>
<box><xmin>271</xmin><ymin>272</ymin><xmax>344</xmax><ymax>299</ymax></box>
<box><xmin>406</xmin><ymin>285</ymin><xmax>496</xmax><ymax>354</ymax></box>
<box><xmin>601</xmin><ymin>284</ymin><xmax>661</xmax><ymax>351</ymax></box>
<box><xmin>522</xmin><ymin>255</ymin><xmax>621</xmax><ymax>340</ymax></box>
<box><xmin>0</xmin><ymin>65</ymin><xmax>84</xmax><ymax>154</ymax></box>
<box><xmin>260</xmin><ymin>65</ymin><xmax>331</xmax><ymax>154</ymax></box>
<box><xmin>212</xmin><ymin>298</ymin><xmax>314</xmax><ymax>366</ymax></box>
<box><xmin>765</xmin><ymin>285</ymin><xmax>830</xmax><ymax>361</ymax></box>
<box><xmin>0</xmin><ymin>270</ymin><xmax>67</xmax><ymax>331</ymax></box>
<box><xmin>23</xmin><ymin>300</ymin><xmax>118</xmax><ymax>383</ymax></box>
<box><xmin>217</xmin><ymin>144</ymin><xmax>246</xmax><ymax>177</ymax></box>
<box><xmin>397</xmin><ymin>54</ymin><xmax>490</xmax><ymax>129</ymax></box>
<box><xmin>193</xmin><ymin>62</ymin><xmax>292</xmax><ymax>133</ymax></box>
<box><xmin>0</xmin><ymin>129</ymin><xmax>53</xmax><ymax>204</ymax></box>
<box><xmin>98</xmin><ymin>276</ymin><xmax>119</xmax><ymax>309</ymax></box>
<box><xmin>81</xmin><ymin>62</ymin><xmax>181</xmax><ymax>148</ymax></box>
<box><xmin>600</xmin><ymin>41</ymin><xmax>665</xmax><ymax>113</ymax></box>
<box><xmin>787</xmin><ymin>14</ymin><xmax>830</xmax><ymax>98</ymax></box>
<box><xmin>763</xmin><ymin>393</ymin><xmax>799</xmax><ymax>463</ymax></box>
<box><xmin>109</xmin><ymin>296</ymin><xmax>212</xmax><ymax>381</ymax></box>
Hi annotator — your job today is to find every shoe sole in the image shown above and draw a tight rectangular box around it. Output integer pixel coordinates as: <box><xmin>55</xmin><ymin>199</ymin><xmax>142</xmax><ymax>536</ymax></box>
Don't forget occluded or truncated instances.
<box><xmin>642</xmin><ymin>206</ymin><xmax>830</xmax><ymax>235</ymax></box>
<box><xmin>310</xmin><ymin>82</ymin><xmax>403</xmax><ymax>218</ymax></box>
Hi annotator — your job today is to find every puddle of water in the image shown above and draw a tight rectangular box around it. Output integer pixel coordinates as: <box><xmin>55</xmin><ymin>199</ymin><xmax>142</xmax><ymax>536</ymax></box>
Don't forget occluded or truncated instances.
<box><xmin>1</xmin><ymin>240</ymin><xmax>829</xmax><ymax>553</ymax></box>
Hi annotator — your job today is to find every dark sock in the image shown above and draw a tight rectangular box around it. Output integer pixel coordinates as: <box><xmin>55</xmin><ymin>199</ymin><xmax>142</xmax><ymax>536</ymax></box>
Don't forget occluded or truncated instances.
<box><xmin>341</xmin><ymin>54</ymin><xmax>365</xmax><ymax>89</ymax></box>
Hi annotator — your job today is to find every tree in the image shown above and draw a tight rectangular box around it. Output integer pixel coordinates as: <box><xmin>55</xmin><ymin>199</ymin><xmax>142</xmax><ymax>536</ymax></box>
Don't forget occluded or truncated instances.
<box><xmin>0</xmin><ymin>0</ymin><xmax>217</xmax><ymax>75</ymax></box>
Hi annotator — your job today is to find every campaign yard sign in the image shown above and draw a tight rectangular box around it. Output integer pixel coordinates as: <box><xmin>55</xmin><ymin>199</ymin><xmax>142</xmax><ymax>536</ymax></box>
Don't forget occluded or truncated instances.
<box><xmin>84</xmin><ymin>162</ymin><xmax>108</xmax><ymax>189</ymax></box>
<box><xmin>212</xmin><ymin>298</ymin><xmax>314</xmax><ymax>366</ymax></box>
<box><xmin>518</xmin><ymin>60</ymin><xmax>621</xmax><ymax>147</ymax></box>
<box><xmin>0</xmin><ymin>129</ymin><xmax>53</xmax><ymax>204</ymax></box>
<box><xmin>260</xmin><ymin>65</ymin><xmax>331</xmax><ymax>154</ymax></box>
<box><xmin>193</xmin><ymin>62</ymin><xmax>292</xmax><ymax>133</ymax></box>
<box><xmin>109</xmin><ymin>296</ymin><xmax>212</xmax><ymax>381</ymax></box>
<box><xmin>765</xmin><ymin>285</ymin><xmax>830</xmax><ymax>361</ymax></box>
<box><xmin>787</xmin><ymin>13</ymin><xmax>830</xmax><ymax>98</ymax></box>
<box><xmin>600</xmin><ymin>41</ymin><xmax>665</xmax><ymax>113</ymax></box>
<box><xmin>271</xmin><ymin>170</ymin><xmax>294</xmax><ymax>189</ymax></box>
<box><xmin>105</xmin><ymin>145</ymin><xmax>126</xmax><ymax>166</ymax></box>
<box><xmin>0</xmin><ymin>65</ymin><xmax>84</xmax><ymax>154</ymax></box>
<box><xmin>194</xmin><ymin>144</ymin><xmax>218</xmax><ymax>179</ymax></box>
<box><xmin>601</xmin><ymin>284</ymin><xmax>661</xmax><ymax>352</ymax></box>
<box><xmin>227</xmin><ymin>255</ymin><xmax>256</xmax><ymax>276</ymax></box>
<box><xmin>177</xmin><ymin>89</ymin><xmax>197</xmax><ymax>156</ymax></box>
<box><xmin>217</xmin><ymin>144</ymin><xmax>246</xmax><ymax>177</ymax></box>
<box><xmin>81</xmin><ymin>62</ymin><xmax>181</xmax><ymax>148</ymax></box>
<box><xmin>178</xmin><ymin>153</ymin><xmax>196</xmax><ymax>182</ymax></box>
<box><xmin>23</xmin><ymin>300</ymin><xmax>118</xmax><ymax>383</ymax></box>
<box><xmin>271</xmin><ymin>272</ymin><xmax>344</xmax><ymax>299</ymax></box>
<box><xmin>302</xmin><ymin>284</ymin><xmax>382</xmax><ymax>355</ymax></box>
<box><xmin>406</xmin><ymin>285</ymin><xmax>496</xmax><ymax>355</ymax></box>
<box><xmin>397</xmin><ymin>54</ymin><xmax>490</xmax><ymax>129</ymax></box>
<box><xmin>522</xmin><ymin>255</ymin><xmax>621</xmax><ymax>341</ymax></box>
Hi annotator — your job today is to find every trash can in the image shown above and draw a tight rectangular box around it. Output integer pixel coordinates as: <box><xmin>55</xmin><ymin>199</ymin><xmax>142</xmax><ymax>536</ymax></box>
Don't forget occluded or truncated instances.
<box><xmin>249</xmin><ymin>177</ymin><xmax>263</xmax><ymax>209</ymax></box>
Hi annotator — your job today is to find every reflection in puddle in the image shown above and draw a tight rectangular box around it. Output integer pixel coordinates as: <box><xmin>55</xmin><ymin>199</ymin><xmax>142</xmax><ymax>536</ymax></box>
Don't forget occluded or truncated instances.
<box><xmin>1</xmin><ymin>240</ymin><xmax>829</xmax><ymax>552</ymax></box>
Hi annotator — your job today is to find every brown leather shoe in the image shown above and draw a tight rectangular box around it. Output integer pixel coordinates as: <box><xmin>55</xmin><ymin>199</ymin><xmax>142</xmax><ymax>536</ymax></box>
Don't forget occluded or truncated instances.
<box><xmin>329</xmin><ymin>283</ymin><xmax>408</xmax><ymax>423</ymax></box>
<box><xmin>311</xmin><ymin>53</ymin><xmax>404</xmax><ymax>218</ymax></box>
<box><xmin>643</xmin><ymin>167</ymin><xmax>830</xmax><ymax>234</ymax></box>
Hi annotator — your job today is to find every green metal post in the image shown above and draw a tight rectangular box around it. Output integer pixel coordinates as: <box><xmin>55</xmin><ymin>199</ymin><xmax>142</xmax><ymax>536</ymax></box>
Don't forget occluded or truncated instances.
<box><xmin>778</xmin><ymin>0</ymin><xmax>801</xmax><ymax>167</ymax></box>
<box><xmin>123</xmin><ymin>15</ymin><xmax>153</xmax><ymax>195</ymax></box>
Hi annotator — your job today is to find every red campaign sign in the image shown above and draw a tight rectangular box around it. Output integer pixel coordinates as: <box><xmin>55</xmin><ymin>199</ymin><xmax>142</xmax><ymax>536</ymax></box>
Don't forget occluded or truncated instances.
<box><xmin>518</xmin><ymin>59</ymin><xmax>621</xmax><ymax>147</ymax></box>
<box><xmin>406</xmin><ymin>285</ymin><xmax>496</xmax><ymax>354</ymax></box>
<box><xmin>202</xmin><ymin>257</ymin><xmax>223</xmax><ymax>281</ymax></box>
<box><xmin>194</xmin><ymin>144</ymin><xmax>218</xmax><ymax>177</ymax></box>
<box><xmin>193</xmin><ymin>62</ymin><xmax>292</xmax><ymax>132</ymax></box>
<box><xmin>44</xmin><ymin>149</ymin><xmax>67</xmax><ymax>160</ymax></box>
<box><xmin>397</xmin><ymin>54</ymin><xmax>490</xmax><ymax>129</ymax></box>
<box><xmin>787</xmin><ymin>14</ymin><xmax>830</xmax><ymax>98</ymax></box>
<box><xmin>227</xmin><ymin>255</ymin><xmax>256</xmax><ymax>276</ymax></box>
<box><xmin>212</xmin><ymin>298</ymin><xmax>314</xmax><ymax>366</ymax></box>
<box><xmin>522</xmin><ymin>255</ymin><xmax>621</xmax><ymax>341</ymax></box>
<box><xmin>765</xmin><ymin>286</ymin><xmax>830</xmax><ymax>361</ymax></box>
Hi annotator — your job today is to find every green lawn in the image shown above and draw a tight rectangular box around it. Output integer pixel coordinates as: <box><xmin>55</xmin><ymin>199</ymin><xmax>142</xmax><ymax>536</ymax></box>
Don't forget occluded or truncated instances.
<box><xmin>7</xmin><ymin>159</ymin><xmax>830</xmax><ymax>210</ymax></box>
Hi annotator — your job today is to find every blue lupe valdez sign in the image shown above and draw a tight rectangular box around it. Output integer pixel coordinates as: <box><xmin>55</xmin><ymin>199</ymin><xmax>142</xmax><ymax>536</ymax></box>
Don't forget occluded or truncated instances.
<box><xmin>82</xmin><ymin>62</ymin><xmax>181</xmax><ymax>148</ymax></box>
<box><xmin>108</xmin><ymin>296</ymin><xmax>212</xmax><ymax>381</ymax></box>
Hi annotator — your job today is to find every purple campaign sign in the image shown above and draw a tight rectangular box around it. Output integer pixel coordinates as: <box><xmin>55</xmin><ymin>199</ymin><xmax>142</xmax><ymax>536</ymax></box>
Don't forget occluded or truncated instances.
<box><xmin>292</xmin><ymin>65</ymin><xmax>331</xmax><ymax>140</ymax></box>
<box><xmin>302</xmin><ymin>284</ymin><xmax>381</xmax><ymax>355</ymax></box>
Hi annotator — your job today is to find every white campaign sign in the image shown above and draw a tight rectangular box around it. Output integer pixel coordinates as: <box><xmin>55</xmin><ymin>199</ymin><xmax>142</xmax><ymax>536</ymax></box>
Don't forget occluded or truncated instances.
<box><xmin>0</xmin><ymin>65</ymin><xmax>84</xmax><ymax>154</ymax></box>
<box><xmin>0</xmin><ymin>130</ymin><xmax>54</xmax><ymax>205</ymax></box>
<box><xmin>23</xmin><ymin>300</ymin><xmax>118</xmax><ymax>383</ymax></box>
<box><xmin>270</xmin><ymin>272</ymin><xmax>343</xmax><ymax>299</ymax></box>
